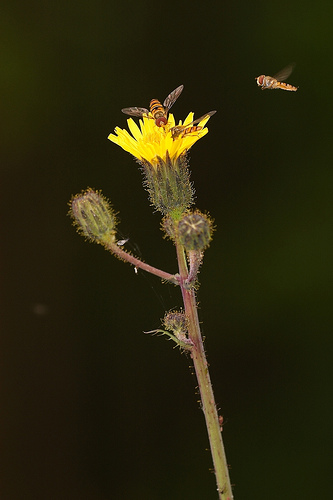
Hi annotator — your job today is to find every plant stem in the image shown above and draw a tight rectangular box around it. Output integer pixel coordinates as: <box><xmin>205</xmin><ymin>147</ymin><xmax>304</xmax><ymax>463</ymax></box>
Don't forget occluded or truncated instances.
<box><xmin>107</xmin><ymin>242</ymin><xmax>179</xmax><ymax>285</ymax></box>
<box><xmin>175</xmin><ymin>242</ymin><xmax>233</xmax><ymax>500</ymax></box>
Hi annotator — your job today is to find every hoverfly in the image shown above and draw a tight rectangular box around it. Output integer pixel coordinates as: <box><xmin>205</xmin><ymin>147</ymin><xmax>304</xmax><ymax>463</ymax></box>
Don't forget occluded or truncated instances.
<box><xmin>170</xmin><ymin>110</ymin><xmax>217</xmax><ymax>140</ymax></box>
<box><xmin>121</xmin><ymin>84</ymin><xmax>184</xmax><ymax>127</ymax></box>
<box><xmin>256</xmin><ymin>64</ymin><xmax>298</xmax><ymax>91</ymax></box>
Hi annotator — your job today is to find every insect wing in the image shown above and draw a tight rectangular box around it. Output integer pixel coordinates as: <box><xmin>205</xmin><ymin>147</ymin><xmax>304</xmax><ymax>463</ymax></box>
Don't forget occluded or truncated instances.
<box><xmin>121</xmin><ymin>106</ymin><xmax>150</xmax><ymax>117</ymax></box>
<box><xmin>273</xmin><ymin>64</ymin><xmax>295</xmax><ymax>82</ymax></box>
<box><xmin>191</xmin><ymin>110</ymin><xmax>217</xmax><ymax>126</ymax></box>
<box><xmin>181</xmin><ymin>110</ymin><xmax>217</xmax><ymax>129</ymax></box>
<box><xmin>171</xmin><ymin>110</ymin><xmax>216</xmax><ymax>139</ymax></box>
<box><xmin>163</xmin><ymin>85</ymin><xmax>184</xmax><ymax>112</ymax></box>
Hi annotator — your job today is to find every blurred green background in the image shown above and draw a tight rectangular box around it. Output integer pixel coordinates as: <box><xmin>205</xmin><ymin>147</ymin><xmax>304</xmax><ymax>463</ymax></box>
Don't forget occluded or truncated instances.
<box><xmin>1</xmin><ymin>1</ymin><xmax>332</xmax><ymax>498</ymax></box>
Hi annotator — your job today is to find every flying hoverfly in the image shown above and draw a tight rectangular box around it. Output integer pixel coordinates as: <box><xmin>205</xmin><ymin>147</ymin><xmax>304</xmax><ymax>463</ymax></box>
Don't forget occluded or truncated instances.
<box><xmin>121</xmin><ymin>85</ymin><xmax>184</xmax><ymax>127</ymax></box>
<box><xmin>170</xmin><ymin>110</ymin><xmax>217</xmax><ymax>140</ymax></box>
<box><xmin>256</xmin><ymin>64</ymin><xmax>298</xmax><ymax>91</ymax></box>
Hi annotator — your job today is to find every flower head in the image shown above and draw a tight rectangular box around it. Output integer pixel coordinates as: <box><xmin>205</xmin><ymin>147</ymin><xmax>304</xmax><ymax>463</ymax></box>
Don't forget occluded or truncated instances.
<box><xmin>108</xmin><ymin>104</ymin><xmax>215</xmax><ymax>217</ymax></box>
<box><xmin>108</xmin><ymin>112</ymin><xmax>213</xmax><ymax>167</ymax></box>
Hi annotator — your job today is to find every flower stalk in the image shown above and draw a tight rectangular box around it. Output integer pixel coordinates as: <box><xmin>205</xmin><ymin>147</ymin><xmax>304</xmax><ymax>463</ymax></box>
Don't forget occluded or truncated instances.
<box><xmin>176</xmin><ymin>240</ymin><xmax>233</xmax><ymax>499</ymax></box>
<box><xmin>106</xmin><ymin>240</ymin><xmax>179</xmax><ymax>285</ymax></box>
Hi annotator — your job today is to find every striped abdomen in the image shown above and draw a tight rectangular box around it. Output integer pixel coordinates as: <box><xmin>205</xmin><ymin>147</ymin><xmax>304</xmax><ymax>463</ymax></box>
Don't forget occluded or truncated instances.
<box><xmin>256</xmin><ymin>74</ymin><xmax>298</xmax><ymax>91</ymax></box>
<box><xmin>149</xmin><ymin>99</ymin><xmax>167</xmax><ymax>126</ymax></box>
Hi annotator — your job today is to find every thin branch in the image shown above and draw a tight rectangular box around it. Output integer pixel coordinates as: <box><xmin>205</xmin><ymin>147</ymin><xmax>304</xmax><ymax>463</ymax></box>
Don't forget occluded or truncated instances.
<box><xmin>106</xmin><ymin>241</ymin><xmax>180</xmax><ymax>285</ymax></box>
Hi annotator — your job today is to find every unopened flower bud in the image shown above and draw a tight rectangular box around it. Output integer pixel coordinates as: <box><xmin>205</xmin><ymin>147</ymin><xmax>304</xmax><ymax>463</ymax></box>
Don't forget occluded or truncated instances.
<box><xmin>163</xmin><ymin>311</ymin><xmax>193</xmax><ymax>348</ymax></box>
<box><xmin>178</xmin><ymin>211</ymin><xmax>213</xmax><ymax>251</ymax></box>
<box><xmin>163</xmin><ymin>311</ymin><xmax>187</xmax><ymax>336</ymax></box>
<box><xmin>69</xmin><ymin>188</ymin><xmax>117</xmax><ymax>245</ymax></box>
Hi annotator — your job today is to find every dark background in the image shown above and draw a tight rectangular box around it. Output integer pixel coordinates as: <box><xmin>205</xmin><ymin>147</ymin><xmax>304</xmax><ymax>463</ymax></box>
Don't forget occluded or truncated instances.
<box><xmin>1</xmin><ymin>1</ymin><xmax>332</xmax><ymax>499</ymax></box>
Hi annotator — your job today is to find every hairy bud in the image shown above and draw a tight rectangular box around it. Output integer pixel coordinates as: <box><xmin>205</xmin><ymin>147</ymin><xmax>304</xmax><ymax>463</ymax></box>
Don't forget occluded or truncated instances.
<box><xmin>178</xmin><ymin>211</ymin><xmax>213</xmax><ymax>251</ymax></box>
<box><xmin>69</xmin><ymin>188</ymin><xmax>117</xmax><ymax>246</ymax></box>
<box><xmin>163</xmin><ymin>311</ymin><xmax>193</xmax><ymax>347</ymax></box>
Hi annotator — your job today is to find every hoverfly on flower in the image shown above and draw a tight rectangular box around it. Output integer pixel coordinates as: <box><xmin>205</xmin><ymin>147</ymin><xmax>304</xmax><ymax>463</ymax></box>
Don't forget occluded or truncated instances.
<box><xmin>256</xmin><ymin>64</ymin><xmax>298</xmax><ymax>91</ymax></box>
<box><xmin>121</xmin><ymin>85</ymin><xmax>184</xmax><ymax>127</ymax></box>
<box><xmin>170</xmin><ymin>110</ymin><xmax>217</xmax><ymax>140</ymax></box>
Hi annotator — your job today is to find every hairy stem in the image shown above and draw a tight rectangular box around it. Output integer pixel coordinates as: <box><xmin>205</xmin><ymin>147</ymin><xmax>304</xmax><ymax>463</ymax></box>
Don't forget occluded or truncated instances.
<box><xmin>175</xmin><ymin>242</ymin><xmax>233</xmax><ymax>500</ymax></box>
<box><xmin>107</xmin><ymin>242</ymin><xmax>179</xmax><ymax>285</ymax></box>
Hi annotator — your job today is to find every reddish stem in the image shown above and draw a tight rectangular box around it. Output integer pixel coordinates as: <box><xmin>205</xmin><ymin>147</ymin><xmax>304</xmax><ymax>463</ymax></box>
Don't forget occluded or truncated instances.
<box><xmin>107</xmin><ymin>242</ymin><xmax>179</xmax><ymax>285</ymax></box>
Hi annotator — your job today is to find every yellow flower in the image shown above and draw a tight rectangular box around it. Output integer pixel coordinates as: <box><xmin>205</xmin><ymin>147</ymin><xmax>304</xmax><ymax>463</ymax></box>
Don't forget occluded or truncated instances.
<box><xmin>108</xmin><ymin>112</ymin><xmax>212</xmax><ymax>167</ymax></box>
<box><xmin>108</xmin><ymin>108</ymin><xmax>215</xmax><ymax>215</ymax></box>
